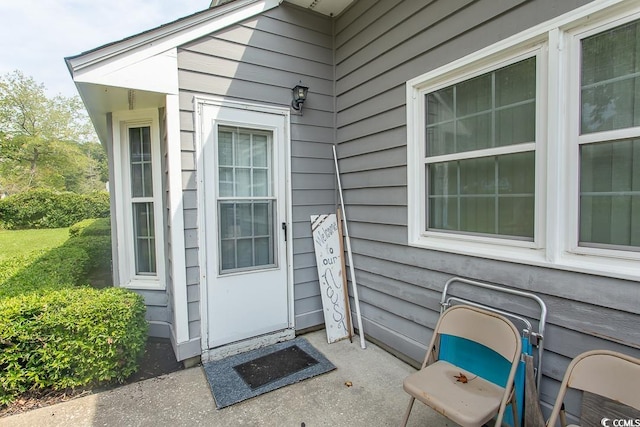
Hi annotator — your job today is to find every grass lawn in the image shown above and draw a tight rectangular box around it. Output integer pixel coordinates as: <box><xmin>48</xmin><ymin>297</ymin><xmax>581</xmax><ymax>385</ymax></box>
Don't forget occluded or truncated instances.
<box><xmin>0</xmin><ymin>228</ymin><xmax>69</xmax><ymax>261</ymax></box>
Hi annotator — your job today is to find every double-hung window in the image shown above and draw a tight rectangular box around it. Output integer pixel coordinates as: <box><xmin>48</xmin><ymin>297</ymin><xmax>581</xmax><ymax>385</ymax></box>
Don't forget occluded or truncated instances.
<box><xmin>408</xmin><ymin>2</ymin><xmax>640</xmax><ymax>280</ymax></box>
<box><xmin>129</xmin><ymin>126</ymin><xmax>157</xmax><ymax>274</ymax></box>
<box><xmin>408</xmin><ymin>44</ymin><xmax>545</xmax><ymax>262</ymax></box>
<box><xmin>426</xmin><ymin>57</ymin><xmax>537</xmax><ymax>241</ymax></box>
<box><xmin>112</xmin><ymin>109</ymin><xmax>165</xmax><ymax>289</ymax></box>
<box><xmin>574</xmin><ymin>18</ymin><xmax>640</xmax><ymax>253</ymax></box>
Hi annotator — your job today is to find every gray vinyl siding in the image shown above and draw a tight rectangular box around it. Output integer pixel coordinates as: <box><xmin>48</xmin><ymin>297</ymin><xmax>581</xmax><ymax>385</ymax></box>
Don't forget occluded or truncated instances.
<box><xmin>176</xmin><ymin>3</ymin><xmax>336</xmax><ymax>338</ymax></box>
<box><xmin>334</xmin><ymin>0</ymin><xmax>640</xmax><ymax>418</ymax></box>
<box><xmin>177</xmin><ymin>116</ymin><xmax>200</xmax><ymax>340</ymax></box>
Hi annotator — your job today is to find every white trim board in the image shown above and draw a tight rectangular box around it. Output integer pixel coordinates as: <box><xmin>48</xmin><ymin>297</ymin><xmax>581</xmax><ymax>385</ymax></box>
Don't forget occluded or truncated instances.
<box><xmin>165</xmin><ymin>94</ymin><xmax>189</xmax><ymax>344</ymax></box>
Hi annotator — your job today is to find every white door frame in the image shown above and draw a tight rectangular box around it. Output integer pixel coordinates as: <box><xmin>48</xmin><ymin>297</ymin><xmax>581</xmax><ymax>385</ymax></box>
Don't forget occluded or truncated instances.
<box><xmin>194</xmin><ymin>97</ymin><xmax>294</xmax><ymax>360</ymax></box>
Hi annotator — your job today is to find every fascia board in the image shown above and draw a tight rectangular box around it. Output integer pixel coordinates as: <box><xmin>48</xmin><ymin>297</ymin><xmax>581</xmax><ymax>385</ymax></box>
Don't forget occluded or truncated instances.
<box><xmin>67</xmin><ymin>0</ymin><xmax>280</xmax><ymax>82</ymax></box>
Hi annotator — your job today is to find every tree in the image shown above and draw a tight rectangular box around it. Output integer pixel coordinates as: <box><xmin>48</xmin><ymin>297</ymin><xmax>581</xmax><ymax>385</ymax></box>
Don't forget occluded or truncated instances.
<box><xmin>0</xmin><ymin>70</ymin><xmax>105</xmax><ymax>195</ymax></box>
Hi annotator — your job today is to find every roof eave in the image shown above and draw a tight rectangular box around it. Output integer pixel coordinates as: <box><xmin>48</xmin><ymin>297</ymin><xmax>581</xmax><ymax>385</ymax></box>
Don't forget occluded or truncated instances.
<box><xmin>65</xmin><ymin>0</ymin><xmax>281</xmax><ymax>77</ymax></box>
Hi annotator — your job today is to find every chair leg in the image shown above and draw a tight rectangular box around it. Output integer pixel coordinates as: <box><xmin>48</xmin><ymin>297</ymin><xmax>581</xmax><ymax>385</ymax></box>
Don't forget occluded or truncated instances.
<box><xmin>559</xmin><ymin>403</ymin><xmax>568</xmax><ymax>427</ymax></box>
<box><xmin>511</xmin><ymin>393</ymin><xmax>519</xmax><ymax>427</ymax></box>
<box><xmin>506</xmin><ymin>384</ymin><xmax>520</xmax><ymax>427</ymax></box>
<box><xmin>401</xmin><ymin>397</ymin><xmax>415</xmax><ymax>427</ymax></box>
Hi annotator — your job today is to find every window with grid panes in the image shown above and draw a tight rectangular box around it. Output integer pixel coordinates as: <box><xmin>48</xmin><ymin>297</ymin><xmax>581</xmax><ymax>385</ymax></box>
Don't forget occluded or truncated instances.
<box><xmin>217</xmin><ymin>126</ymin><xmax>275</xmax><ymax>272</ymax></box>
<box><xmin>578</xmin><ymin>19</ymin><xmax>640</xmax><ymax>251</ymax></box>
<box><xmin>425</xmin><ymin>57</ymin><xmax>537</xmax><ymax>240</ymax></box>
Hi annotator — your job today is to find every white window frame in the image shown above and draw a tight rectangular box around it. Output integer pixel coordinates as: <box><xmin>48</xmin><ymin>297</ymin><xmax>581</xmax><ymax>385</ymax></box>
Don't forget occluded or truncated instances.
<box><xmin>567</xmin><ymin>13</ymin><xmax>640</xmax><ymax>260</ymax></box>
<box><xmin>112</xmin><ymin>109</ymin><xmax>165</xmax><ymax>290</ymax></box>
<box><xmin>407</xmin><ymin>41</ymin><xmax>549</xmax><ymax>266</ymax></box>
<box><xmin>561</xmin><ymin>6</ymin><xmax>640</xmax><ymax>273</ymax></box>
<box><xmin>407</xmin><ymin>0</ymin><xmax>640</xmax><ymax>281</ymax></box>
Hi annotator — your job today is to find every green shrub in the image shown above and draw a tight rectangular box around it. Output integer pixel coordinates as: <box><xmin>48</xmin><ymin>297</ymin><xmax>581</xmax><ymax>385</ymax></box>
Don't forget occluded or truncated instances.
<box><xmin>0</xmin><ymin>218</ymin><xmax>112</xmax><ymax>299</ymax></box>
<box><xmin>69</xmin><ymin>219</ymin><xmax>96</xmax><ymax>237</ymax></box>
<box><xmin>69</xmin><ymin>218</ymin><xmax>112</xmax><ymax>274</ymax></box>
<box><xmin>0</xmin><ymin>189</ymin><xmax>110</xmax><ymax>229</ymax></box>
<box><xmin>0</xmin><ymin>251</ymin><xmax>44</xmax><ymax>286</ymax></box>
<box><xmin>0</xmin><ymin>245</ymin><xmax>90</xmax><ymax>299</ymax></box>
<box><xmin>0</xmin><ymin>287</ymin><xmax>147</xmax><ymax>405</ymax></box>
<box><xmin>69</xmin><ymin>217</ymin><xmax>111</xmax><ymax>238</ymax></box>
<box><xmin>72</xmin><ymin>236</ymin><xmax>112</xmax><ymax>272</ymax></box>
<box><xmin>0</xmin><ymin>217</ymin><xmax>138</xmax><ymax>406</ymax></box>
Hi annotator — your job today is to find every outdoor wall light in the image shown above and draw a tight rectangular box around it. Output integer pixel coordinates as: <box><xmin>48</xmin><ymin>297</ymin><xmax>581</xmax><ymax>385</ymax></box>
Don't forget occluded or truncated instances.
<box><xmin>291</xmin><ymin>81</ymin><xmax>309</xmax><ymax>113</ymax></box>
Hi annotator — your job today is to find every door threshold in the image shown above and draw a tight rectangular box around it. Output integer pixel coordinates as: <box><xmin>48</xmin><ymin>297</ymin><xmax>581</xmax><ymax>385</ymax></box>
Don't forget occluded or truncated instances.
<box><xmin>202</xmin><ymin>328</ymin><xmax>295</xmax><ymax>362</ymax></box>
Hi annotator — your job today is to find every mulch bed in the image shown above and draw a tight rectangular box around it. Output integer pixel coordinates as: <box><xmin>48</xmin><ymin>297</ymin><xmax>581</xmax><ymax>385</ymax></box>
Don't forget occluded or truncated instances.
<box><xmin>0</xmin><ymin>337</ymin><xmax>184</xmax><ymax>417</ymax></box>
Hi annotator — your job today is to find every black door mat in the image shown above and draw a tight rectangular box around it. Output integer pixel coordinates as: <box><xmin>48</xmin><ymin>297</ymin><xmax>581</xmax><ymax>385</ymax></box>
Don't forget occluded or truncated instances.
<box><xmin>203</xmin><ymin>337</ymin><xmax>336</xmax><ymax>409</ymax></box>
<box><xmin>233</xmin><ymin>345</ymin><xmax>319</xmax><ymax>389</ymax></box>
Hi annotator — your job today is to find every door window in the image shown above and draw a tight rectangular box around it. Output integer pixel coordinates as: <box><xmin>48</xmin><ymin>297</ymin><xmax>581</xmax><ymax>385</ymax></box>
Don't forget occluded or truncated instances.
<box><xmin>217</xmin><ymin>126</ymin><xmax>275</xmax><ymax>273</ymax></box>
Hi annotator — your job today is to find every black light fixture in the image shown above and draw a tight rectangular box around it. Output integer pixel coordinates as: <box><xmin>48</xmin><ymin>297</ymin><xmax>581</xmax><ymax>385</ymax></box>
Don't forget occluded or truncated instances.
<box><xmin>291</xmin><ymin>81</ymin><xmax>309</xmax><ymax>113</ymax></box>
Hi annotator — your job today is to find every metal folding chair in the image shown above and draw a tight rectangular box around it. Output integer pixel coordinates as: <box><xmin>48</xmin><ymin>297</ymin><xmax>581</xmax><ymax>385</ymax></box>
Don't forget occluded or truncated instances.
<box><xmin>401</xmin><ymin>305</ymin><xmax>522</xmax><ymax>427</ymax></box>
<box><xmin>546</xmin><ymin>350</ymin><xmax>640</xmax><ymax>427</ymax></box>
<box><xmin>440</xmin><ymin>277</ymin><xmax>548</xmax><ymax>427</ymax></box>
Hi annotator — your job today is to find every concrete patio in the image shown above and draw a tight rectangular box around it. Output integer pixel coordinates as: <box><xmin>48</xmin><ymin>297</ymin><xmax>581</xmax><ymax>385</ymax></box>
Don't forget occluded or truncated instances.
<box><xmin>1</xmin><ymin>329</ymin><xmax>453</xmax><ymax>426</ymax></box>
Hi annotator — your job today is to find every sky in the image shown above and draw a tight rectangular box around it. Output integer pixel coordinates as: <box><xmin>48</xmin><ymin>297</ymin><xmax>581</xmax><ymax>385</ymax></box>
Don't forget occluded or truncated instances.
<box><xmin>0</xmin><ymin>0</ymin><xmax>210</xmax><ymax>98</ymax></box>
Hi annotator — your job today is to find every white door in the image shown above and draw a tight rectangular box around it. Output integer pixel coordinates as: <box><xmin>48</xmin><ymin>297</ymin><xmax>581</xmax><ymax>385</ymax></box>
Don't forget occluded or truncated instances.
<box><xmin>201</xmin><ymin>102</ymin><xmax>290</xmax><ymax>349</ymax></box>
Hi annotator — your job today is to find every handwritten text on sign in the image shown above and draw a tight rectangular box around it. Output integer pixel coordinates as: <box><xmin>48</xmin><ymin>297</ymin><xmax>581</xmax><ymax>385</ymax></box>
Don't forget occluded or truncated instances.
<box><xmin>311</xmin><ymin>214</ymin><xmax>349</xmax><ymax>343</ymax></box>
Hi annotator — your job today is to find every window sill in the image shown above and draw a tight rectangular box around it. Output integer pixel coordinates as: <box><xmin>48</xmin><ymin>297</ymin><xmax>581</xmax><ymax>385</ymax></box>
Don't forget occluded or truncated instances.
<box><xmin>556</xmin><ymin>253</ymin><xmax>640</xmax><ymax>283</ymax></box>
<box><xmin>120</xmin><ymin>278</ymin><xmax>165</xmax><ymax>291</ymax></box>
<box><xmin>409</xmin><ymin>235</ymin><xmax>640</xmax><ymax>283</ymax></box>
<box><xmin>410</xmin><ymin>234</ymin><xmax>547</xmax><ymax>265</ymax></box>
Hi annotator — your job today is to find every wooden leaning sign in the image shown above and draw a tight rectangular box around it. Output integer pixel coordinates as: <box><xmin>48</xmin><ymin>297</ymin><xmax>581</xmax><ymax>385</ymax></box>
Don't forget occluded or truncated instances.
<box><xmin>310</xmin><ymin>213</ymin><xmax>352</xmax><ymax>343</ymax></box>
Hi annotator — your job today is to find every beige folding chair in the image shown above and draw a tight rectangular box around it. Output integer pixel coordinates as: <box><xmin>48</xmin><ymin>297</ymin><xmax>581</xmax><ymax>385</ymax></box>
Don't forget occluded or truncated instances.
<box><xmin>546</xmin><ymin>350</ymin><xmax>640</xmax><ymax>427</ymax></box>
<box><xmin>401</xmin><ymin>304</ymin><xmax>522</xmax><ymax>427</ymax></box>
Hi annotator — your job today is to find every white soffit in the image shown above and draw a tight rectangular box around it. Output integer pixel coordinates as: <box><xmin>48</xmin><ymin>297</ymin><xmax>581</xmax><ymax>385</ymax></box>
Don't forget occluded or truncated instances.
<box><xmin>73</xmin><ymin>49</ymin><xmax>179</xmax><ymax>95</ymax></box>
<box><xmin>285</xmin><ymin>0</ymin><xmax>354</xmax><ymax>16</ymax></box>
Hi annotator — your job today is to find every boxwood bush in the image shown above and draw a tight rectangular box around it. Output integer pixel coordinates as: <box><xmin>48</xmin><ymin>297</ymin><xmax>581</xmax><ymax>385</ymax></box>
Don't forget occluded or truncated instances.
<box><xmin>69</xmin><ymin>217</ymin><xmax>111</xmax><ymax>238</ymax></box>
<box><xmin>68</xmin><ymin>218</ymin><xmax>112</xmax><ymax>272</ymax></box>
<box><xmin>0</xmin><ymin>218</ymin><xmax>147</xmax><ymax>405</ymax></box>
<box><xmin>0</xmin><ymin>287</ymin><xmax>147</xmax><ymax>405</ymax></box>
<box><xmin>0</xmin><ymin>189</ymin><xmax>110</xmax><ymax>229</ymax></box>
<box><xmin>0</xmin><ymin>218</ymin><xmax>112</xmax><ymax>299</ymax></box>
